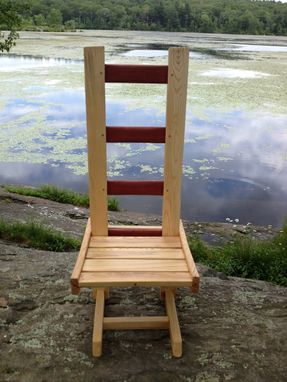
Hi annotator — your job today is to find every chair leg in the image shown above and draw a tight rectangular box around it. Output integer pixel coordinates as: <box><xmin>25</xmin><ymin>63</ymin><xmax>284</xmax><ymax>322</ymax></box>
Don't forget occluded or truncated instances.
<box><xmin>165</xmin><ymin>289</ymin><xmax>182</xmax><ymax>358</ymax></box>
<box><xmin>91</xmin><ymin>287</ymin><xmax>182</xmax><ymax>358</ymax></box>
<box><xmin>92</xmin><ymin>288</ymin><xmax>105</xmax><ymax>357</ymax></box>
<box><xmin>93</xmin><ymin>287</ymin><xmax>109</xmax><ymax>300</ymax></box>
<box><xmin>160</xmin><ymin>287</ymin><xmax>176</xmax><ymax>301</ymax></box>
<box><xmin>104</xmin><ymin>288</ymin><xmax>110</xmax><ymax>300</ymax></box>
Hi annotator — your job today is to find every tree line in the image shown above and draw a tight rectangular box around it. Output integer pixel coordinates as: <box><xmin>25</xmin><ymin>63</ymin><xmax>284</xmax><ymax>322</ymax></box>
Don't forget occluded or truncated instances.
<box><xmin>1</xmin><ymin>0</ymin><xmax>287</xmax><ymax>44</ymax></box>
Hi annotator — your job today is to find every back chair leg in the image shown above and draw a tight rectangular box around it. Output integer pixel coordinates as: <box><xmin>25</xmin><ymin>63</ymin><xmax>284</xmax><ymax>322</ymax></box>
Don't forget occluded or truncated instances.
<box><xmin>160</xmin><ymin>287</ymin><xmax>165</xmax><ymax>301</ymax></box>
<box><xmin>104</xmin><ymin>288</ymin><xmax>110</xmax><ymax>300</ymax></box>
<box><xmin>165</xmin><ymin>289</ymin><xmax>182</xmax><ymax>358</ymax></box>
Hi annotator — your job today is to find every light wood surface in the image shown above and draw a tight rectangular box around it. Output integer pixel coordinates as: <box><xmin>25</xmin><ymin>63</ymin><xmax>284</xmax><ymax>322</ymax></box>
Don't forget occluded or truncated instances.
<box><xmin>179</xmin><ymin>220</ymin><xmax>200</xmax><ymax>293</ymax></box>
<box><xmin>92</xmin><ymin>288</ymin><xmax>105</xmax><ymax>357</ymax></box>
<box><xmin>84</xmin><ymin>47</ymin><xmax>108</xmax><ymax>236</ymax></box>
<box><xmin>83</xmin><ymin>259</ymin><xmax>188</xmax><ymax>272</ymax></box>
<box><xmin>72</xmin><ymin>47</ymin><xmax>198</xmax><ymax>358</ymax></box>
<box><xmin>70</xmin><ymin>219</ymin><xmax>91</xmax><ymax>294</ymax></box>
<box><xmin>103</xmin><ymin>316</ymin><xmax>169</xmax><ymax>330</ymax></box>
<box><xmin>108</xmin><ymin>225</ymin><xmax>162</xmax><ymax>235</ymax></box>
<box><xmin>79</xmin><ymin>271</ymin><xmax>192</xmax><ymax>287</ymax></box>
<box><xmin>162</xmin><ymin>47</ymin><xmax>189</xmax><ymax>236</ymax></box>
<box><xmin>92</xmin><ymin>288</ymin><xmax>109</xmax><ymax>300</ymax></box>
<box><xmin>165</xmin><ymin>289</ymin><xmax>182</xmax><ymax>357</ymax></box>
<box><xmin>86</xmin><ymin>248</ymin><xmax>184</xmax><ymax>259</ymax></box>
<box><xmin>89</xmin><ymin>236</ymin><xmax>181</xmax><ymax>248</ymax></box>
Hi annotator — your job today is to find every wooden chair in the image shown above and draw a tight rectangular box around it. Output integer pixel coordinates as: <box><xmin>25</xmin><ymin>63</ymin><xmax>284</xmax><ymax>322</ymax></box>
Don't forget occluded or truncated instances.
<box><xmin>71</xmin><ymin>46</ymin><xmax>199</xmax><ymax>358</ymax></box>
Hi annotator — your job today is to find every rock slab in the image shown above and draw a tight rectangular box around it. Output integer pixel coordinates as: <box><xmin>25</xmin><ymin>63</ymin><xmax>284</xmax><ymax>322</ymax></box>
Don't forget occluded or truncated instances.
<box><xmin>0</xmin><ymin>241</ymin><xmax>286</xmax><ymax>382</ymax></box>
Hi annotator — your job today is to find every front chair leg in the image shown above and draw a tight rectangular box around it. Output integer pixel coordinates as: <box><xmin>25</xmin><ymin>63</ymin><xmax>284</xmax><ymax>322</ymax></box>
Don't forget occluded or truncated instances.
<box><xmin>92</xmin><ymin>288</ymin><xmax>105</xmax><ymax>357</ymax></box>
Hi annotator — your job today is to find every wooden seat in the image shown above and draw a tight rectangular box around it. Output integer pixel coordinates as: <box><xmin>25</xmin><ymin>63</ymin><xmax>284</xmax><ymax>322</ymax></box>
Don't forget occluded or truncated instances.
<box><xmin>71</xmin><ymin>46</ymin><xmax>199</xmax><ymax>358</ymax></box>
<box><xmin>72</xmin><ymin>221</ymin><xmax>198</xmax><ymax>290</ymax></box>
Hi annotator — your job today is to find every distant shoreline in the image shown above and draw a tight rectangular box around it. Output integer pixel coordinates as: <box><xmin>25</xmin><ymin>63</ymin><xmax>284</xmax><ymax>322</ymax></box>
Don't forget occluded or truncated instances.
<box><xmin>0</xmin><ymin>185</ymin><xmax>278</xmax><ymax>245</ymax></box>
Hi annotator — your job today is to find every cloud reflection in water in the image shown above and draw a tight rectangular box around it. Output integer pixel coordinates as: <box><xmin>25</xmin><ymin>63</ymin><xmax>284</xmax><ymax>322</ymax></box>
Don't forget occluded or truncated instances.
<box><xmin>0</xmin><ymin>67</ymin><xmax>287</xmax><ymax>226</ymax></box>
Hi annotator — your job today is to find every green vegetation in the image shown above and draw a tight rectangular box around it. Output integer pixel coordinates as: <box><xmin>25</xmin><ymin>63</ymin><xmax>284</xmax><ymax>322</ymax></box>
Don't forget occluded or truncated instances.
<box><xmin>0</xmin><ymin>219</ymin><xmax>80</xmax><ymax>251</ymax></box>
<box><xmin>3</xmin><ymin>185</ymin><xmax>120</xmax><ymax>211</ymax></box>
<box><xmin>189</xmin><ymin>222</ymin><xmax>287</xmax><ymax>286</ymax></box>
<box><xmin>192</xmin><ymin>47</ymin><xmax>243</xmax><ymax>60</ymax></box>
<box><xmin>18</xmin><ymin>0</ymin><xmax>287</xmax><ymax>35</ymax></box>
<box><xmin>0</xmin><ymin>0</ymin><xmax>28</xmax><ymax>51</ymax></box>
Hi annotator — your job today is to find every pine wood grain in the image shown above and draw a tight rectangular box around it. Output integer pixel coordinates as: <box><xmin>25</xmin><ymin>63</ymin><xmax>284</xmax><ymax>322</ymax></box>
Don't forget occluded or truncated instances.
<box><xmin>83</xmin><ymin>259</ymin><xmax>188</xmax><ymax>272</ymax></box>
<box><xmin>86</xmin><ymin>248</ymin><xmax>184</xmax><ymax>259</ymax></box>
<box><xmin>79</xmin><ymin>271</ymin><xmax>193</xmax><ymax>287</ymax></box>
<box><xmin>70</xmin><ymin>219</ymin><xmax>91</xmax><ymax>294</ymax></box>
<box><xmin>162</xmin><ymin>47</ymin><xmax>189</xmax><ymax>236</ymax></box>
<box><xmin>84</xmin><ymin>47</ymin><xmax>108</xmax><ymax>235</ymax></box>
<box><xmin>179</xmin><ymin>220</ymin><xmax>200</xmax><ymax>293</ymax></box>
<box><xmin>103</xmin><ymin>316</ymin><xmax>169</xmax><ymax>330</ymax></box>
<box><xmin>165</xmin><ymin>289</ymin><xmax>182</xmax><ymax>357</ymax></box>
<box><xmin>89</xmin><ymin>236</ymin><xmax>181</xmax><ymax>248</ymax></box>
<box><xmin>92</xmin><ymin>288</ymin><xmax>105</xmax><ymax>357</ymax></box>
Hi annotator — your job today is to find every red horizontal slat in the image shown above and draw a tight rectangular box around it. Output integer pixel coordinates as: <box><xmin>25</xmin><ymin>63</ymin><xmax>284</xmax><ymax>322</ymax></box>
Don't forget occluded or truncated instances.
<box><xmin>105</xmin><ymin>64</ymin><xmax>168</xmax><ymax>84</ymax></box>
<box><xmin>108</xmin><ymin>227</ymin><xmax>162</xmax><ymax>236</ymax></box>
<box><xmin>106</xmin><ymin>126</ymin><xmax>165</xmax><ymax>143</ymax></box>
<box><xmin>107</xmin><ymin>180</ymin><xmax>164</xmax><ymax>195</ymax></box>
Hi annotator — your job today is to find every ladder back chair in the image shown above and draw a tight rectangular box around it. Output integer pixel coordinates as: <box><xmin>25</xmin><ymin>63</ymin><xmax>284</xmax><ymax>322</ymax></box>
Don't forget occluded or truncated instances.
<box><xmin>71</xmin><ymin>46</ymin><xmax>199</xmax><ymax>358</ymax></box>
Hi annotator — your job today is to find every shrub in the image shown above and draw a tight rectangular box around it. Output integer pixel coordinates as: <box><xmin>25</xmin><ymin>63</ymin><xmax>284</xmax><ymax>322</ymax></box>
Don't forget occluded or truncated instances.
<box><xmin>188</xmin><ymin>223</ymin><xmax>287</xmax><ymax>286</ymax></box>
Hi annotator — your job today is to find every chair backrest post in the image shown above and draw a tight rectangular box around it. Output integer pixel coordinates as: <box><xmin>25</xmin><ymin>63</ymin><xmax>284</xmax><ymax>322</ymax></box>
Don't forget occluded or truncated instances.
<box><xmin>162</xmin><ymin>48</ymin><xmax>189</xmax><ymax>236</ymax></box>
<box><xmin>84</xmin><ymin>46</ymin><xmax>108</xmax><ymax>236</ymax></box>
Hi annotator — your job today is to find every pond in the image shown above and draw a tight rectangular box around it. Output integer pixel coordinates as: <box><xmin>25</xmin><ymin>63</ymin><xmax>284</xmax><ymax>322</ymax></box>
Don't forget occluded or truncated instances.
<box><xmin>0</xmin><ymin>31</ymin><xmax>287</xmax><ymax>227</ymax></box>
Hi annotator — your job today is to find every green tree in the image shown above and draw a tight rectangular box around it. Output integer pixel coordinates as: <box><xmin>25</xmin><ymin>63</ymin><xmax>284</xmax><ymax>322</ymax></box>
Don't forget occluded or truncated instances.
<box><xmin>3</xmin><ymin>0</ymin><xmax>287</xmax><ymax>36</ymax></box>
<box><xmin>199</xmin><ymin>13</ymin><xmax>213</xmax><ymax>33</ymax></box>
<box><xmin>47</xmin><ymin>8</ymin><xmax>63</xmax><ymax>27</ymax></box>
<box><xmin>239</xmin><ymin>10</ymin><xmax>262</xmax><ymax>35</ymax></box>
<box><xmin>65</xmin><ymin>19</ymin><xmax>76</xmax><ymax>30</ymax></box>
<box><xmin>34</xmin><ymin>14</ymin><xmax>46</xmax><ymax>27</ymax></box>
<box><xmin>0</xmin><ymin>0</ymin><xmax>23</xmax><ymax>52</ymax></box>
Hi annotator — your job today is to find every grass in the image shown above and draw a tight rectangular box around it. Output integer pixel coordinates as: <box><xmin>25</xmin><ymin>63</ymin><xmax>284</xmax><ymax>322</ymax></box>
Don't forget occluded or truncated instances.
<box><xmin>188</xmin><ymin>222</ymin><xmax>287</xmax><ymax>287</ymax></box>
<box><xmin>3</xmin><ymin>184</ymin><xmax>120</xmax><ymax>211</ymax></box>
<box><xmin>0</xmin><ymin>219</ymin><xmax>80</xmax><ymax>252</ymax></box>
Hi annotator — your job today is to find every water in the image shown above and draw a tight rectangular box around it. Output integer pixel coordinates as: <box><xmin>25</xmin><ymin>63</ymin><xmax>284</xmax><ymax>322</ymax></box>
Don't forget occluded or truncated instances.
<box><xmin>122</xmin><ymin>49</ymin><xmax>206</xmax><ymax>59</ymax></box>
<box><xmin>0</xmin><ymin>31</ymin><xmax>287</xmax><ymax>227</ymax></box>
<box><xmin>231</xmin><ymin>44</ymin><xmax>287</xmax><ymax>52</ymax></box>
<box><xmin>200</xmin><ymin>68</ymin><xmax>270</xmax><ymax>78</ymax></box>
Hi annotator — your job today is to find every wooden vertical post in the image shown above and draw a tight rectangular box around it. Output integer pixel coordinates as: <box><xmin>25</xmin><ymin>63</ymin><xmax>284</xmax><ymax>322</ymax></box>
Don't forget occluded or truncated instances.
<box><xmin>162</xmin><ymin>48</ymin><xmax>189</xmax><ymax>236</ymax></box>
<box><xmin>93</xmin><ymin>288</ymin><xmax>110</xmax><ymax>300</ymax></box>
<box><xmin>92</xmin><ymin>288</ymin><xmax>105</xmax><ymax>357</ymax></box>
<box><xmin>165</xmin><ymin>289</ymin><xmax>182</xmax><ymax>357</ymax></box>
<box><xmin>84</xmin><ymin>46</ymin><xmax>108</xmax><ymax>236</ymax></box>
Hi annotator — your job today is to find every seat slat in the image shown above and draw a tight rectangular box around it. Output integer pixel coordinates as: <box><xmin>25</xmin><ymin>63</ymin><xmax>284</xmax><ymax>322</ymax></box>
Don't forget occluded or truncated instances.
<box><xmin>86</xmin><ymin>248</ymin><xmax>184</xmax><ymax>259</ymax></box>
<box><xmin>89</xmin><ymin>236</ymin><xmax>181</xmax><ymax>248</ymax></box>
<box><xmin>79</xmin><ymin>271</ymin><xmax>193</xmax><ymax>287</ymax></box>
<box><xmin>83</xmin><ymin>259</ymin><xmax>188</xmax><ymax>272</ymax></box>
